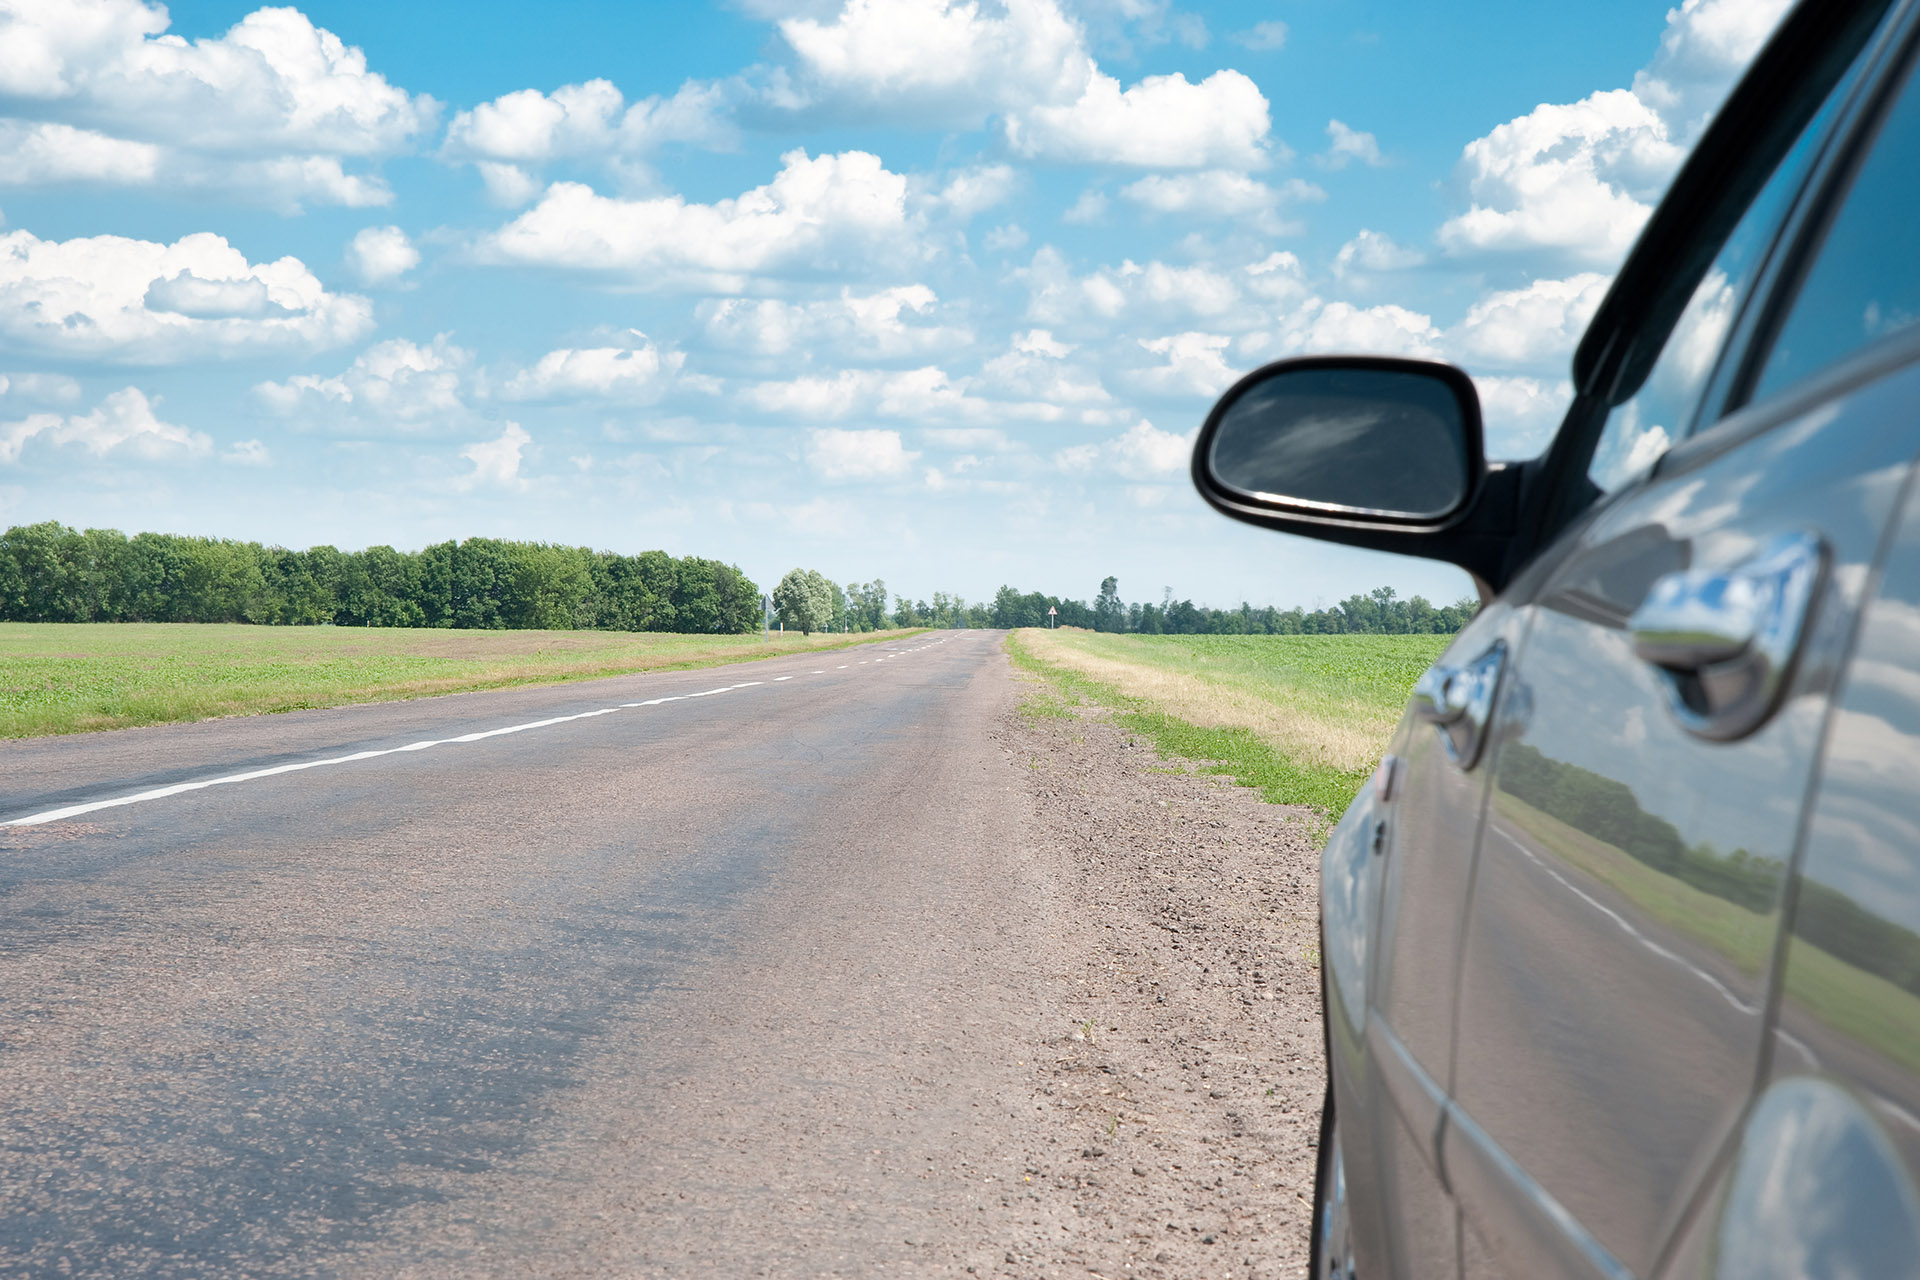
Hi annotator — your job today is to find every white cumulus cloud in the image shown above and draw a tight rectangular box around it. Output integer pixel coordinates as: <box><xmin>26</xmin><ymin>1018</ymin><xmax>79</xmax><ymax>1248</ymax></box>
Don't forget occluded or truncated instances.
<box><xmin>1320</xmin><ymin>119</ymin><xmax>1383</xmax><ymax>168</ymax></box>
<box><xmin>1056</xmin><ymin>420</ymin><xmax>1193</xmax><ymax>480</ymax></box>
<box><xmin>346</xmin><ymin>225</ymin><xmax>419</xmax><ymax>285</ymax></box>
<box><xmin>480</xmin><ymin>149</ymin><xmax>919</xmax><ymax>288</ymax></box>
<box><xmin>1331</xmin><ymin>229</ymin><xmax>1425</xmax><ymax>280</ymax></box>
<box><xmin>1120</xmin><ymin>169</ymin><xmax>1322</xmax><ymax>231</ymax></box>
<box><xmin>442</xmin><ymin>78</ymin><xmax>732</xmax><ymax>200</ymax></box>
<box><xmin>778</xmin><ymin>0</ymin><xmax>1275</xmax><ymax>168</ymax></box>
<box><xmin>746</xmin><ymin>365</ymin><xmax>974</xmax><ymax>421</ymax></box>
<box><xmin>0</xmin><ymin>386</ymin><xmax>209</xmax><ymax>463</ymax></box>
<box><xmin>1473</xmin><ymin>374</ymin><xmax>1575</xmax><ymax>458</ymax></box>
<box><xmin>0</xmin><ymin>119</ymin><xmax>159</xmax><ymax>183</ymax></box>
<box><xmin>920</xmin><ymin>162</ymin><xmax>1020</xmax><ymax>220</ymax></box>
<box><xmin>1019</xmin><ymin>246</ymin><xmax>1313</xmax><ymax>334</ymax></box>
<box><xmin>1438</xmin><ymin>0</ymin><xmax>1789</xmax><ymax>266</ymax></box>
<box><xmin>458</xmin><ymin>422</ymin><xmax>531</xmax><ymax>489</ymax></box>
<box><xmin>0</xmin><ymin>228</ymin><xmax>371</xmax><ymax>363</ymax></box>
<box><xmin>1130</xmin><ymin>332</ymin><xmax>1236</xmax><ymax>397</ymax></box>
<box><xmin>777</xmin><ymin>0</ymin><xmax>1092</xmax><ymax>125</ymax></box>
<box><xmin>257</xmin><ymin>335</ymin><xmax>473</xmax><ymax>428</ymax></box>
<box><xmin>1006</xmin><ymin>67</ymin><xmax>1272</xmax><ymax>169</ymax></box>
<box><xmin>222</xmin><ymin>437</ymin><xmax>271</xmax><ymax>465</ymax></box>
<box><xmin>504</xmin><ymin>333</ymin><xmax>685</xmax><ymax>402</ymax></box>
<box><xmin>697</xmin><ymin>285</ymin><xmax>968</xmax><ymax>358</ymax></box>
<box><xmin>804</xmin><ymin>426</ymin><xmax>918</xmax><ymax>481</ymax></box>
<box><xmin>0</xmin><ymin>0</ymin><xmax>436</xmax><ymax>208</ymax></box>
<box><xmin>1448</xmin><ymin>273</ymin><xmax>1612</xmax><ymax>370</ymax></box>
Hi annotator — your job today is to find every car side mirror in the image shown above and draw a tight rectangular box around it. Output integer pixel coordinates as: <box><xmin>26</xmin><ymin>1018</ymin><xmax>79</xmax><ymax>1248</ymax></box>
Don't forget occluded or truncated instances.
<box><xmin>1194</xmin><ymin>356</ymin><xmax>1485</xmax><ymax>528</ymax></box>
<box><xmin>1190</xmin><ymin>355</ymin><xmax>1519</xmax><ymax>593</ymax></box>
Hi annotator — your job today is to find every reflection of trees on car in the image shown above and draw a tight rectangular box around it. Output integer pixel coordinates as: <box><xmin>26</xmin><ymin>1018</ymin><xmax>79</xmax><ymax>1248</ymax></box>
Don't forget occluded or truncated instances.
<box><xmin>1498</xmin><ymin>741</ymin><xmax>1920</xmax><ymax>1004</ymax></box>
<box><xmin>1498</xmin><ymin>742</ymin><xmax>1781</xmax><ymax>909</ymax></box>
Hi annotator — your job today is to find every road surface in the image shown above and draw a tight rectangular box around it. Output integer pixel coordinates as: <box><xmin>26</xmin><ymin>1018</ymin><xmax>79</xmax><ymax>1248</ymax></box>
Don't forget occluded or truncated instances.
<box><xmin>1</xmin><ymin>632</ymin><xmax>1067</xmax><ymax>1277</ymax></box>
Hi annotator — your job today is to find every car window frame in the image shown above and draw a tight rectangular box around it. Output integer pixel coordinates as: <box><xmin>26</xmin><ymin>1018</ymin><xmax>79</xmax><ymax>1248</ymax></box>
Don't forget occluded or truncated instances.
<box><xmin>1499</xmin><ymin>0</ymin><xmax>1911</xmax><ymax>597</ymax></box>
<box><xmin>1721</xmin><ymin>22</ymin><xmax>1920</xmax><ymax>417</ymax></box>
<box><xmin>1662</xmin><ymin>1</ymin><xmax>1920</xmax><ymax>477</ymax></box>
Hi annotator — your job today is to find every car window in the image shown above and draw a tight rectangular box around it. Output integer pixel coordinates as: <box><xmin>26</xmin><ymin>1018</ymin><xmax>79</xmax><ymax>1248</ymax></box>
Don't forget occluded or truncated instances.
<box><xmin>1751</xmin><ymin>50</ymin><xmax>1920</xmax><ymax>402</ymax></box>
<box><xmin>1586</xmin><ymin>91</ymin><xmax>1845</xmax><ymax>493</ymax></box>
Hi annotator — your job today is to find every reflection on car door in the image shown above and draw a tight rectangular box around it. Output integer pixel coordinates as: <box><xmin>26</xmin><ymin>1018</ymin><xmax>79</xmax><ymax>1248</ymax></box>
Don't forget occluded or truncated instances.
<box><xmin>1357</xmin><ymin>601</ymin><xmax>1521</xmax><ymax>1279</ymax></box>
<box><xmin>1445</xmin><ymin>366</ymin><xmax>1917</xmax><ymax>1277</ymax></box>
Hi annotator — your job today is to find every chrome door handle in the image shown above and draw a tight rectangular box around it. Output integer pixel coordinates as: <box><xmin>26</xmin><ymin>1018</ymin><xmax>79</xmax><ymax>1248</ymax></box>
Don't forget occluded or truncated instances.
<box><xmin>1628</xmin><ymin>530</ymin><xmax>1826</xmax><ymax>741</ymax></box>
<box><xmin>1412</xmin><ymin>641</ymin><xmax>1506</xmax><ymax>769</ymax></box>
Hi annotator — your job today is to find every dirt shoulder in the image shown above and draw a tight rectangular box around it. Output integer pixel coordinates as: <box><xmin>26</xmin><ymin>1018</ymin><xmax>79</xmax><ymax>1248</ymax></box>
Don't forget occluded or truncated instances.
<box><xmin>978</xmin><ymin>679</ymin><xmax>1329</xmax><ymax>1279</ymax></box>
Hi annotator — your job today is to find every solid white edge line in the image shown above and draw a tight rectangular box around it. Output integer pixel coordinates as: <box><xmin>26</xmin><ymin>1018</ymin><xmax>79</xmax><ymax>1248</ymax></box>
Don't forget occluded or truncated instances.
<box><xmin>7</xmin><ymin>636</ymin><xmax>968</xmax><ymax>829</ymax></box>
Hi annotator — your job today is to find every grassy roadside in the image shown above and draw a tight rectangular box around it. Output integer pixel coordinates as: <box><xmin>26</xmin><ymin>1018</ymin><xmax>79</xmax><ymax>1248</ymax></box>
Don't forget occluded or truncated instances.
<box><xmin>0</xmin><ymin>622</ymin><xmax>927</xmax><ymax>739</ymax></box>
<box><xmin>1007</xmin><ymin>629</ymin><xmax>1442</xmax><ymax>815</ymax></box>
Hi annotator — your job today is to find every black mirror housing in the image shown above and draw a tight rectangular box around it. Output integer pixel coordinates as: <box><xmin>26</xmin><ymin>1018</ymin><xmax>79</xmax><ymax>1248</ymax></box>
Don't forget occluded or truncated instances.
<box><xmin>1191</xmin><ymin>355</ymin><xmax>1522</xmax><ymax>589</ymax></box>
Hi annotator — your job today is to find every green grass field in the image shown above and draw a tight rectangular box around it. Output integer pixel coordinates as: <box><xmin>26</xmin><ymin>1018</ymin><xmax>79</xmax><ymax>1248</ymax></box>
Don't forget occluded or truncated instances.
<box><xmin>0</xmin><ymin>623</ymin><xmax>924</xmax><ymax>738</ymax></box>
<box><xmin>1008</xmin><ymin>629</ymin><xmax>1448</xmax><ymax>814</ymax></box>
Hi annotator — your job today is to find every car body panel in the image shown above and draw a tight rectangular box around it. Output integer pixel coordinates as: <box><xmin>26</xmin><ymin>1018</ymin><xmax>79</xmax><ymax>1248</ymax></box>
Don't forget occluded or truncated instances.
<box><xmin>1655</xmin><ymin>1078</ymin><xmax>1920</xmax><ymax>1279</ymax></box>
<box><xmin>1768</xmin><ymin>423</ymin><xmax>1920</xmax><ymax>1177</ymax></box>
<box><xmin>1448</xmin><ymin>352</ymin><xmax>1919</xmax><ymax>1276</ymax></box>
<box><xmin>1286</xmin><ymin>4</ymin><xmax>1920</xmax><ymax>1274</ymax></box>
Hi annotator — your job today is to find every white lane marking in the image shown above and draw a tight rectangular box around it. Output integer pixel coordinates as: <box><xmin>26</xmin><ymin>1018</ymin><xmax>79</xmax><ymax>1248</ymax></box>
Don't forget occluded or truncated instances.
<box><xmin>811</xmin><ymin>670</ymin><xmax>824</xmax><ymax>674</ymax></box>
<box><xmin>837</xmin><ymin>665</ymin><xmax>848</xmax><ymax>669</ymax></box>
<box><xmin>5</xmin><ymin>675</ymin><xmax>799</xmax><ymax>829</ymax></box>
<box><xmin>1489</xmin><ymin>823</ymin><xmax>1759</xmax><ymax>1016</ymax></box>
<box><xmin>774</xmin><ymin>676</ymin><xmax>793</xmax><ymax>681</ymax></box>
<box><xmin>1876</xmin><ymin>1094</ymin><xmax>1920</xmax><ymax>1137</ymax></box>
<box><xmin>1776</xmin><ymin>1025</ymin><xmax>1821</xmax><ymax>1070</ymax></box>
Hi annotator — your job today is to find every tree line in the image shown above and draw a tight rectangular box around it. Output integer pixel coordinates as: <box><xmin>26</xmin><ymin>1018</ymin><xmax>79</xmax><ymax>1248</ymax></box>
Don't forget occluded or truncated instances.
<box><xmin>0</xmin><ymin>522</ymin><xmax>762</xmax><ymax>633</ymax></box>
<box><xmin>771</xmin><ymin>573</ymin><xmax>1476</xmax><ymax>636</ymax></box>
<box><xmin>2</xmin><ymin>521</ymin><xmax>1476</xmax><ymax>639</ymax></box>
<box><xmin>1499</xmin><ymin>741</ymin><xmax>1920</xmax><ymax>1001</ymax></box>
<box><xmin>985</xmin><ymin>578</ymin><xmax>1479</xmax><ymax>635</ymax></box>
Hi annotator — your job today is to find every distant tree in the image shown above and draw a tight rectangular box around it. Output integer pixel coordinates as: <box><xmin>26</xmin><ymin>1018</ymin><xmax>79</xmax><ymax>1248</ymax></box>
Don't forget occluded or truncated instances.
<box><xmin>773</xmin><ymin>567</ymin><xmax>832</xmax><ymax>634</ymax></box>
<box><xmin>1093</xmin><ymin>576</ymin><xmax>1124</xmax><ymax>632</ymax></box>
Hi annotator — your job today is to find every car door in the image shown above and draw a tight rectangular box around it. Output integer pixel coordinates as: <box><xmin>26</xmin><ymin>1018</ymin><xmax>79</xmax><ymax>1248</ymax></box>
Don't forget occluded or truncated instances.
<box><xmin>1668</xmin><ymin>12</ymin><xmax>1920</xmax><ymax>1269</ymax></box>
<box><xmin>1446</xmin><ymin>8</ymin><xmax>1920</xmax><ymax>1276</ymax></box>
<box><xmin>1342</xmin><ymin>597</ymin><xmax>1521</xmax><ymax>1280</ymax></box>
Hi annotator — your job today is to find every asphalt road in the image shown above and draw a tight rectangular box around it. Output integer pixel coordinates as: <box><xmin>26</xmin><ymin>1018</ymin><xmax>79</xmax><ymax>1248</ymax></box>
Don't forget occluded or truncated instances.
<box><xmin>0</xmin><ymin>631</ymin><xmax>1065</xmax><ymax>1278</ymax></box>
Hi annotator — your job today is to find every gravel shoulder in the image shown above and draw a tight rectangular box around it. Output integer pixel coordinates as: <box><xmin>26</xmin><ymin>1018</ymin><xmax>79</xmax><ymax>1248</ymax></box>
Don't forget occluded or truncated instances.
<box><xmin>976</xmin><ymin>674</ymin><xmax>1329</xmax><ymax>1279</ymax></box>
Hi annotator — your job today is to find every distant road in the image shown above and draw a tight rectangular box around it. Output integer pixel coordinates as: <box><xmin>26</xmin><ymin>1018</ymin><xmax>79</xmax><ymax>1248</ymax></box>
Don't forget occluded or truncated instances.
<box><xmin>0</xmin><ymin>631</ymin><xmax>1049</xmax><ymax>1277</ymax></box>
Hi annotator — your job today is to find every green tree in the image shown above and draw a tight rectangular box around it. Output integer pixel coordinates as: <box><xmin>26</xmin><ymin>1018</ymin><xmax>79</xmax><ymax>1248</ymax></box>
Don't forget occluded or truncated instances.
<box><xmin>773</xmin><ymin>567</ymin><xmax>832</xmax><ymax>634</ymax></box>
<box><xmin>1093</xmin><ymin>576</ymin><xmax>1124</xmax><ymax>632</ymax></box>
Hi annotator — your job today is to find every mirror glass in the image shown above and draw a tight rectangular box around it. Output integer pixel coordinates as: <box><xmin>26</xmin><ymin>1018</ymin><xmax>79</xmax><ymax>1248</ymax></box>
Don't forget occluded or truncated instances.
<box><xmin>1207</xmin><ymin>366</ymin><xmax>1472</xmax><ymax>519</ymax></box>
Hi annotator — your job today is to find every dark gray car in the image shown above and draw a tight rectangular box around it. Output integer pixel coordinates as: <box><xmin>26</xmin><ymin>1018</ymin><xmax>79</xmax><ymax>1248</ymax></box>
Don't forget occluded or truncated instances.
<box><xmin>1191</xmin><ymin>0</ymin><xmax>1920</xmax><ymax>1275</ymax></box>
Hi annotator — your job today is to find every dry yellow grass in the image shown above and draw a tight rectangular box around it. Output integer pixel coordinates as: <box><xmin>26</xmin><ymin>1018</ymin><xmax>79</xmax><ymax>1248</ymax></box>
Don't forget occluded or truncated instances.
<box><xmin>1015</xmin><ymin>628</ymin><xmax>1438</xmax><ymax>776</ymax></box>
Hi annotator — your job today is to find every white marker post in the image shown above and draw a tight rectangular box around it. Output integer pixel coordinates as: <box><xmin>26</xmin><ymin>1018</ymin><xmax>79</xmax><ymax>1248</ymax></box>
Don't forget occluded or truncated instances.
<box><xmin>1047</xmin><ymin>606</ymin><xmax>1057</xmax><ymax>629</ymax></box>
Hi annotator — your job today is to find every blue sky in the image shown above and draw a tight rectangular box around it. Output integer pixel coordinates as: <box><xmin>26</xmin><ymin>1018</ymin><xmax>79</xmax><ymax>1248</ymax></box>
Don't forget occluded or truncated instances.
<box><xmin>0</xmin><ymin>0</ymin><xmax>1787</xmax><ymax>610</ymax></box>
